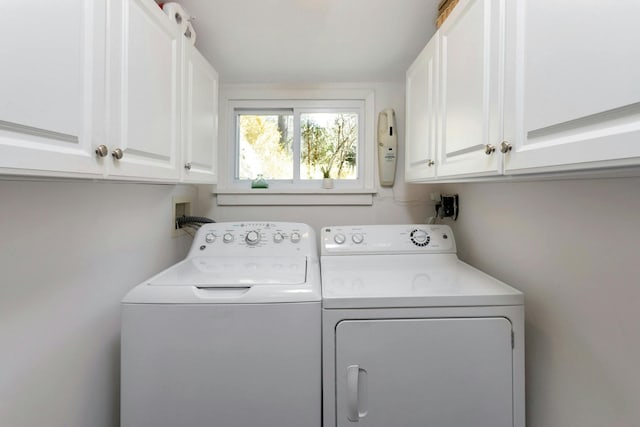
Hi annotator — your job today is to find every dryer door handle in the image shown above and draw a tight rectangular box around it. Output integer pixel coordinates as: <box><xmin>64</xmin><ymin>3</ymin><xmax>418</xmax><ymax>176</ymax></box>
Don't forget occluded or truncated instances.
<box><xmin>346</xmin><ymin>365</ymin><xmax>368</xmax><ymax>422</ymax></box>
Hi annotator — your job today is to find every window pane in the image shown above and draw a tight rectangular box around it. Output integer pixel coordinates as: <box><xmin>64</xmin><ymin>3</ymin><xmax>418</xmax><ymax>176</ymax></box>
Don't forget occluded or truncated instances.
<box><xmin>237</xmin><ymin>113</ymin><xmax>293</xmax><ymax>180</ymax></box>
<box><xmin>300</xmin><ymin>113</ymin><xmax>358</xmax><ymax>180</ymax></box>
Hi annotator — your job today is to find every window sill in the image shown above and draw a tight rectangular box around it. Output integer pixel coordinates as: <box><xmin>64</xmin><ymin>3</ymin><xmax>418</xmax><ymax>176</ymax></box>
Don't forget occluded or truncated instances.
<box><xmin>214</xmin><ymin>188</ymin><xmax>377</xmax><ymax>206</ymax></box>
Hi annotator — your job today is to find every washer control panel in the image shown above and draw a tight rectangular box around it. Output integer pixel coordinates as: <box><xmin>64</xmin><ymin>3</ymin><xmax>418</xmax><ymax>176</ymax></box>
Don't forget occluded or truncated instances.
<box><xmin>189</xmin><ymin>222</ymin><xmax>316</xmax><ymax>257</ymax></box>
<box><xmin>321</xmin><ymin>224</ymin><xmax>456</xmax><ymax>255</ymax></box>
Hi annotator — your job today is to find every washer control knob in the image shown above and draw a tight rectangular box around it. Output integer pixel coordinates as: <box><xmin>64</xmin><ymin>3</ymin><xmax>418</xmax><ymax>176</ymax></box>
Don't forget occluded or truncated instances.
<box><xmin>334</xmin><ymin>233</ymin><xmax>346</xmax><ymax>245</ymax></box>
<box><xmin>205</xmin><ymin>233</ymin><xmax>216</xmax><ymax>243</ymax></box>
<box><xmin>352</xmin><ymin>233</ymin><xmax>364</xmax><ymax>244</ymax></box>
<box><xmin>273</xmin><ymin>233</ymin><xmax>284</xmax><ymax>243</ymax></box>
<box><xmin>245</xmin><ymin>230</ymin><xmax>260</xmax><ymax>245</ymax></box>
<box><xmin>290</xmin><ymin>232</ymin><xmax>301</xmax><ymax>243</ymax></box>
<box><xmin>223</xmin><ymin>233</ymin><xmax>234</xmax><ymax>243</ymax></box>
<box><xmin>410</xmin><ymin>229</ymin><xmax>430</xmax><ymax>246</ymax></box>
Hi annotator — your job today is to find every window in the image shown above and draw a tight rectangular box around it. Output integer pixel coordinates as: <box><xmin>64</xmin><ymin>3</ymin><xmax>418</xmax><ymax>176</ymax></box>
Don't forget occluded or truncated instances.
<box><xmin>300</xmin><ymin>112</ymin><xmax>358</xmax><ymax>180</ymax></box>
<box><xmin>236</xmin><ymin>108</ymin><xmax>360</xmax><ymax>183</ymax></box>
<box><xmin>237</xmin><ymin>110</ymin><xmax>294</xmax><ymax>180</ymax></box>
<box><xmin>218</xmin><ymin>88</ymin><xmax>375</xmax><ymax>205</ymax></box>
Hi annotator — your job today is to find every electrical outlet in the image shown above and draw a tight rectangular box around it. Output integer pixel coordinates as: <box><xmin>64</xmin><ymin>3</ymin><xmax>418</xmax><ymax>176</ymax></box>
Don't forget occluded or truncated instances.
<box><xmin>172</xmin><ymin>197</ymin><xmax>192</xmax><ymax>237</ymax></box>
<box><xmin>440</xmin><ymin>194</ymin><xmax>459</xmax><ymax>220</ymax></box>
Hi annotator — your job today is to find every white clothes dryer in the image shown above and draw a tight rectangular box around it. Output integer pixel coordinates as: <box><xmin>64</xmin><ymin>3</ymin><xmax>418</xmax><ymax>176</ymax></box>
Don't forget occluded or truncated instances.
<box><xmin>121</xmin><ymin>222</ymin><xmax>321</xmax><ymax>427</ymax></box>
<box><xmin>320</xmin><ymin>224</ymin><xmax>524</xmax><ymax>427</ymax></box>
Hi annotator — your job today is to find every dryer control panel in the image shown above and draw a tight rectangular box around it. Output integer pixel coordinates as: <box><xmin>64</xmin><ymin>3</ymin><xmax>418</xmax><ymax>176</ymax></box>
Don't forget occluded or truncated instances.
<box><xmin>321</xmin><ymin>224</ymin><xmax>456</xmax><ymax>255</ymax></box>
<box><xmin>189</xmin><ymin>222</ymin><xmax>316</xmax><ymax>258</ymax></box>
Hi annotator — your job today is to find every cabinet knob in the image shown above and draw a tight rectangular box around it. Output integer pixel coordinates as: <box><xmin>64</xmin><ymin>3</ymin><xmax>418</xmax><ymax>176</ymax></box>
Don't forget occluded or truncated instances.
<box><xmin>184</xmin><ymin>162</ymin><xmax>192</xmax><ymax>170</ymax></box>
<box><xmin>500</xmin><ymin>141</ymin><xmax>513</xmax><ymax>153</ymax></box>
<box><xmin>427</xmin><ymin>160</ymin><xmax>435</xmax><ymax>167</ymax></box>
<box><xmin>484</xmin><ymin>144</ymin><xmax>496</xmax><ymax>155</ymax></box>
<box><xmin>95</xmin><ymin>145</ymin><xmax>109</xmax><ymax>158</ymax></box>
<box><xmin>112</xmin><ymin>148</ymin><xmax>124</xmax><ymax>160</ymax></box>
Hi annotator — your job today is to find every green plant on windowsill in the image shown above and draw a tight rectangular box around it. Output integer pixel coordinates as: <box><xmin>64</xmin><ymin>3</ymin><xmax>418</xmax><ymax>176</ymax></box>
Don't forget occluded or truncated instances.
<box><xmin>321</xmin><ymin>166</ymin><xmax>334</xmax><ymax>189</ymax></box>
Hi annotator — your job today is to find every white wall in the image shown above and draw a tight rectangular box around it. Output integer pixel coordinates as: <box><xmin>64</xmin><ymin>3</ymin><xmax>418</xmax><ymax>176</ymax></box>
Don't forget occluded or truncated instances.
<box><xmin>198</xmin><ymin>82</ymin><xmax>435</xmax><ymax>231</ymax></box>
<box><xmin>439</xmin><ymin>177</ymin><xmax>640</xmax><ymax>427</ymax></box>
<box><xmin>0</xmin><ymin>180</ymin><xmax>195</xmax><ymax>427</ymax></box>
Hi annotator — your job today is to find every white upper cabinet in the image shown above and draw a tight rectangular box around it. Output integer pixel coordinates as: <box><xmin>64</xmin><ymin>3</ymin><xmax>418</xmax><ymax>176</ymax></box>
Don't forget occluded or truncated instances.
<box><xmin>0</xmin><ymin>0</ymin><xmax>106</xmax><ymax>177</ymax></box>
<box><xmin>406</xmin><ymin>0</ymin><xmax>640</xmax><ymax>182</ymax></box>
<box><xmin>436</xmin><ymin>0</ymin><xmax>504</xmax><ymax>179</ymax></box>
<box><xmin>107</xmin><ymin>0</ymin><xmax>181</xmax><ymax>181</ymax></box>
<box><xmin>405</xmin><ymin>33</ymin><xmax>438</xmax><ymax>181</ymax></box>
<box><xmin>181</xmin><ymin>43</ymin><xmax>219</xmax><ymax>183</ymax></box>
<box><xmin>503</xmin><ymin>1</ymin><xmax>640</xmax><ymax>174</ymax></box>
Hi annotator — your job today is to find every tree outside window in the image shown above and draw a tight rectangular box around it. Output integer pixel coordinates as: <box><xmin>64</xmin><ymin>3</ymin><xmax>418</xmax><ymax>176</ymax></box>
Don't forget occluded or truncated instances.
<box><xmin>301</xmin><ymin>113</ymin><xmax>358</xmax><ymax>180</ymax></box>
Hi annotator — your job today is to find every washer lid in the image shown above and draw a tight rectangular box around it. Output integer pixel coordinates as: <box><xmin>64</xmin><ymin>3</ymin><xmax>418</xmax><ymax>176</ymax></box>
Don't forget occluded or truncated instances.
<box><xmin>321</xmin><ymin>254</ymin><xmax>523</xmax><ymax>308</ymax></box>
<box><xmin>149</xmin><ymin>256</ymin><xmax>307</xmax><ymax>287</ymax></box>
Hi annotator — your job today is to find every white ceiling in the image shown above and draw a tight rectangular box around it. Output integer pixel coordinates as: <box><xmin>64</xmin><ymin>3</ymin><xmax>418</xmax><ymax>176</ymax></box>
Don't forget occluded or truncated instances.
<box><xmin>174</xmin><ymin>0</ymin><xmax>439</xmax><ymax>83</ymax></box>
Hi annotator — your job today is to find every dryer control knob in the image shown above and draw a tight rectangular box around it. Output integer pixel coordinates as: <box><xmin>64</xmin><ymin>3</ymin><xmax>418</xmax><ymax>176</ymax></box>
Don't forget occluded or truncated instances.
<box><xmin>410</xmin><ymin>229</ymin><xmax>430</xmax><ymax>246</ymax></box>
<box><xmin>352</xmin><ymin>233</ymin><xmax>364</xmax><ymax>244</ymax></box>
<box><xmin>223</xmin><ymin>233</ymin><xmax>234</xmax><ymax>243</ymax></box>
<box><xmin>290</xmin><ymin>232</ymin><xmax>301</xmax><ymax>243</ymax></box>
<box><xmin>205</xmin><ymin>233</ymin><xmax>216</xmax><ymax>243</ymax></box>
<box><xmin>245</xmin><ymin>230</ymin><xmax>260</xmax><ymax>245</ymax></box>
<box><xmin>273</xmin><ymin>233</ymin><xmax>284</xmax><ymax>243</ymax></box>
<box><xmin>334</xmin><ymin>233</ymin><xmax>346</xmax><ymax>245</ymax></box>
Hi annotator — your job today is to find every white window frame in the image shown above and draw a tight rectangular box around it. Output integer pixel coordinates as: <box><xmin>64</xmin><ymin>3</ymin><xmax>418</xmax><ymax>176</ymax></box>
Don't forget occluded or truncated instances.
<box><xmin>217</xmin><ymin>87</ymin><xmax>376</xmax><ymax>205</ymax></box>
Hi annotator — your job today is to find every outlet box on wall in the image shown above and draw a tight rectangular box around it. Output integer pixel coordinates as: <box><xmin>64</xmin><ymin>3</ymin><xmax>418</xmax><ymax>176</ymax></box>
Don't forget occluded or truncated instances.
<box><xmin>441</xmin><ymin>194</ymin><xmax>458</xmax><ymax>219</ymax></box>
<box><xmin>172</xmin><ymin>197</ymin><xmax>192</xmax><ymax>237</ymax></box>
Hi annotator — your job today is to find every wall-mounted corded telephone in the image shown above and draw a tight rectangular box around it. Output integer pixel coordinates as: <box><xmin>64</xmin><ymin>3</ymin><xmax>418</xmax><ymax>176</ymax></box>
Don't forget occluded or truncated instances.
<box><xmin>377</xmin><ymin>109</ymin><xmax>397</xmax><ymax>187</ymax></box>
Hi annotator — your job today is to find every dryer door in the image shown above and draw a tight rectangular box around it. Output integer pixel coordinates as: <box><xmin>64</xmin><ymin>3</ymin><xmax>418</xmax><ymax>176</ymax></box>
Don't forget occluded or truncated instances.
<box><xmin>335</xmin><ymin>317</ymin><xmax>513</xmax><ymax>427</ymax></box>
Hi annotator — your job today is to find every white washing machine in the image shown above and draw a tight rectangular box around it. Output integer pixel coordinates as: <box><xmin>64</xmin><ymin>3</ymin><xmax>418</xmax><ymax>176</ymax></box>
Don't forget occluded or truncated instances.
<box><xmin>121</xmin><ymin>222</ymin><xmax>321</xmax><ymax>427</ymax></box>
<box><xmin>320</xmin><ymin>224</ymin><xmax>525</xmax><ymax>427</ymax></box>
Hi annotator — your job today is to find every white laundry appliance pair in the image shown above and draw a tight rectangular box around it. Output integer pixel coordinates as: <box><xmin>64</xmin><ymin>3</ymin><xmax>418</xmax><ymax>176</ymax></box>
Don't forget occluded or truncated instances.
<box><xmin>121</xmin><ymin>222</ymin><xmax>524</xmax><ymax>427</ymax></box>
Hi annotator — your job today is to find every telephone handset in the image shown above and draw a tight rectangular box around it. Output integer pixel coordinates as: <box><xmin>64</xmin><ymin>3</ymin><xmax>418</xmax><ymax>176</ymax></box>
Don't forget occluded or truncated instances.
<box><xmin>377</xmin><ymin>109</ymin><xmax>397</xmax><ymax>187</ymax></box>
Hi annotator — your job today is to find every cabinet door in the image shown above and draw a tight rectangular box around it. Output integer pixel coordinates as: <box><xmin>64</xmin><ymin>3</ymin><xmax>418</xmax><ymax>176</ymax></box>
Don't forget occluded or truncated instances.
<box><xmin>437</xmin><ymin>0</ymin><xmax>504</xmax><ymax>179</ymax></box>
<box><xmin>0</xmin><ymin>0</ymin><xmax>105</xmax><ymax>177</ymax></box>
<box><xmin>335</xmin><ymin>318</ymin><xmax>513</xmax><ymax>427</ymax></box>
<box><xmin>181</xmin><ymin>43</ymin><xmax>218</xmax><ymax>183</ymax></box>
<box><xmin>108</xmin><ymin>0</ymin><xmax>180</xmax><ymax>181</ymax></box>
<box><xmin>503</xmin><ymin>1</ymin><xmax>640</xmax><ymax>174</ymax></box>
<box><xmin>405</xmin><ymin>34</ymin><xmax>438</xmax><ymax>182</ymax></box>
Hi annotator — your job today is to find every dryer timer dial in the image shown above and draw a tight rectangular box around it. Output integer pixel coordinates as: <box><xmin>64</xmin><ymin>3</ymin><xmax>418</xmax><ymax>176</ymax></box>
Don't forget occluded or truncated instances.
<box><xmin>410</xmin><ymin>229</ymin><xmax>430</xmax><ymax>247</ymax></box>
